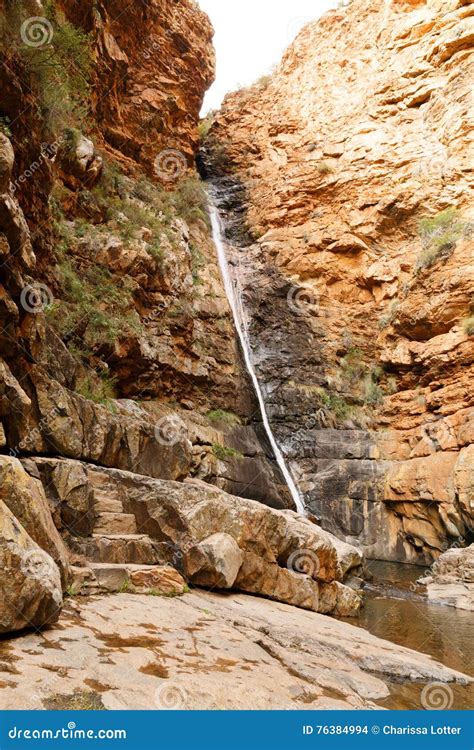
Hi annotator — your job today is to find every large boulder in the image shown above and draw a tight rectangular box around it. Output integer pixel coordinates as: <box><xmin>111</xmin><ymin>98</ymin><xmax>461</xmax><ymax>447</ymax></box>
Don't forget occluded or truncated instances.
<box><xmin>26</xmin><ymin>457</ymin><xmax>363</xmax><ymax>616</ymax></box>
<box><xmin>0</xmin><ymin>499</ymin><xmax>62</xmax><ymax>634</ymax></box>
<box><xmin>7</xmin><ymin>366</ymin><xmax>192</xmax><ymax>480</ymax></box>
<box><xmin>420</xmin><ymin>545</ymin><xmax>474</xmax><ymax>611</ymax></box>
<box><xmin>0</xmin><ymin>457</ymin><xmax>69</xmax><ymax>586</ymax></box>
<box><xmin>184</xmin><ymin>532</ymin><xmax>244</xmax><ymax>588</ymax></box>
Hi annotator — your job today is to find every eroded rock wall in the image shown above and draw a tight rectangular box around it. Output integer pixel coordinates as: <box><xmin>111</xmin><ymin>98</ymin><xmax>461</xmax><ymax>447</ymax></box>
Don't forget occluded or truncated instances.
<box><xmin>206</xmin><ymin>0</ymin><xmax>474</xmax><ymax>563</ymax></box>
<box><xmin>0</xmin><ymin>0</ymin><xmax>307</xmax><ymax>633</ymax></box>
<box><xmin>0</xmin><ymin>0</ymin><xmax>291</xmax><ymax>507</ymax></box>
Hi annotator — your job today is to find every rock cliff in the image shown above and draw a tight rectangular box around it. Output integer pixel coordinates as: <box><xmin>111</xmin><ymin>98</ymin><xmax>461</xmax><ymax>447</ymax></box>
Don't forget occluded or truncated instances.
<box><xmin>0</xmin><ymin>0</ymin><xmax>362</xmax><ymax>637</ymax></box>
<box><xmin>205</xmin><ymin>0</ymin><xmax>474</xmax><ymax>564</ymax></box>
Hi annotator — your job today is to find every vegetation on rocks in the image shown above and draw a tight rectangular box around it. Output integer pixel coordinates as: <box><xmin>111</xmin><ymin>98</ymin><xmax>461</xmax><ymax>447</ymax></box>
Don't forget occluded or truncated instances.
<box><xmin>462</xmin><ymin>317</ymin><xmax>474</xmax><ymax>336</ymax></box>
<box><xmin>47</xmin><ymin>260</ymin><xmax>140</xmax><ymax>352</ymax></box>
<box><xmin>4</xmin><ymin>2</ymin><xmax>93</xmax><ymax>134</ymax></box>
<box><xmin>207</xmin><ymin>409</ymin><xmax>242</xmax><ymax>426</ymax></box>
<box><xmin>416</xmin><ymin>208</ymin><xmax>470</xmax><ymax>272</ymax></box>
<box><xmin>212</xmin><ymin>444</ymin><xmax>244</xmax><ymax>461</ymax></box>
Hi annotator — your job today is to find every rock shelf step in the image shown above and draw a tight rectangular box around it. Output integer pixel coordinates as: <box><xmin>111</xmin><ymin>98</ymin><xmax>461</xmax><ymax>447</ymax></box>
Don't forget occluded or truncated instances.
<box><xmin>70</xmin><ymin>563</ymin><xmax>187</xmax><ymax>596</ymax></box>
<box><xmin>93</xmin><ymin>512</ymin><xmax>138</xmax><ymax>535</ymax></box>
<box><xmin>69</xmin><ymin>534</ymin><xmax>160</xmax><ymax>565</ymax></box>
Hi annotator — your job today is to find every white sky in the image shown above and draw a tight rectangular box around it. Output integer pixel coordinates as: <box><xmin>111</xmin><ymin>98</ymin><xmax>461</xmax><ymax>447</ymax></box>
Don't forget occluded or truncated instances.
<box><xmin>198</xmin><ymin>0</ymin><xmax>338</xmax><ymax>113</ymax></box>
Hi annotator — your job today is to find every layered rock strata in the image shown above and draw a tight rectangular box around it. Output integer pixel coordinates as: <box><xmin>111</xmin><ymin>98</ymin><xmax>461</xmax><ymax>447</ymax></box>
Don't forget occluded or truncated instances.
<box><xmin>205</xmin><ymin>0</ymin><xmax>474</xmax><ymax>564</ymax></box>
<box><xmin>21</xmin><ymin>456</ymin><xmax>363</xmax><ymax>617</ymax></box>
<box><xmin>420</xmin><ymin>544</ymin><xmax>474</xmax><ymax>610</ymax></box>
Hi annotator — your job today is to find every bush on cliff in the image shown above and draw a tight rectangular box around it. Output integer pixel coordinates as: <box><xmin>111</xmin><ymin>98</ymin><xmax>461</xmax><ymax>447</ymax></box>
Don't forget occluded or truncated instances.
<box><xmin>462</xmin><ymin>317</ymin><xmax>474</xmax><ymax>336</ymax></box>
<box><xmin>415</xmin><ymin>208</ymin><xmax>471</xmax><ymax>272</ymax></box>
<box><xmin>7</xmin><ymin>2</ymin><xmax>93</xmax><ymax>133</ymax></box>
<box><xmin>47</xmin><ymin>261</ymin><xmax>141</xmax><ymax>353</ymax></box>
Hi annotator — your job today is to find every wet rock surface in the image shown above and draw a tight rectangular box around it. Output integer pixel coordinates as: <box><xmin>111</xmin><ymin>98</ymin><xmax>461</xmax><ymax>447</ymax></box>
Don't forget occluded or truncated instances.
<box><xmin>0</xmin><ymin>590</ymin><xmax>470</xmax><ymax>710</ymax></box>
<box><xmin>206</xmin><ymin>0</ymin><xmax>474</xmax><ymax>563</ymax></box>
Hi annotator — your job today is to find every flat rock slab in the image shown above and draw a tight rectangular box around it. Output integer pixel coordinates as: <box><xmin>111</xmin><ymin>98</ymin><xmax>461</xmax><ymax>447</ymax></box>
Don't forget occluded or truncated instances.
<box><xmin>0</xmin><ymin>590</ymin><xmax>470</xmax><ymax>711</ymax></box>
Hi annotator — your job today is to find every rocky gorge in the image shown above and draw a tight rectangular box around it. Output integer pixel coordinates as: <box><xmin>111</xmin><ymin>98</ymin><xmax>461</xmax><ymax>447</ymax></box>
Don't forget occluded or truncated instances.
<box><xmin>0</xmin><ymin>0</ymin><xmax>472</xmax><ymax>711</ymax></box>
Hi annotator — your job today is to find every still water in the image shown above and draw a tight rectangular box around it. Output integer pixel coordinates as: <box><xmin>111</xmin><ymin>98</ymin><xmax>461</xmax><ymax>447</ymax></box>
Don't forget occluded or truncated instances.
<box><xmin>344</xmin><ymin>561</ymin><xmax>474</xmax><ymax>710</ymax></box>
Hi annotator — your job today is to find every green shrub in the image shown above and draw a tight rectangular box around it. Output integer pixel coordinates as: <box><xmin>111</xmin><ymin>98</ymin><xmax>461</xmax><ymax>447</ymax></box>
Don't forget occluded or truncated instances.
<box><xmin>462</xmin><ymin>317</ymin><xmax>474</xmax><ymax>336</ymax></box>
<box><xmin>212</xmin><ymin>444</ymin><xmax>243</xmax><ymax>461</ymax></box>
<box><xmin>190</xmin><ymin>243</ymin><xmax>205</xmax><ymax>285</ymax></box>
<box><xmin>207</xmin><ymin>409</ymin><xmax>242</xmax><ymax>426</ymax></box>
<box><xmin>17</xmin><ymin>10</ymin><xmax>93</xmax><ymax>133</ymax></box>
<box><xmin>364</xmin><ymin>378</ymin><xmax>383</xmax><ymax>406</ymax></box>
<box><xmin>47</xmin><ymin>260</ymin><xmax>141</xmax><ymax>351</ymax></box>
<box><xmin>316</xmin><ymin>161</ymin><xmax>335</xmax><ymax>175</ymax></box>
<box><xmin>315</xmin><ymin>387</ymin><xmax>351</xmax><ymax>421</ymax></box>
<box><xmin>416</xmin><ymin>208</ymin><xmax>470</xmax><ymax>272</ymax></box>
<box><xmin>75</xmin><ymin>372</ymin><xmax>117</xmax><ymax>408</ymax></box>
<box><xmin>198</xmin><ymin>112</ymin><xmax>215</xmax><ymax>141</ymax></box>
<box><xmin>340</xmin><ymin>347</ymin><xmax>365</xmax><ymax>381</ymax></box>
<box><xmin>171</xmin><ymin>177</ymin><xmax>210</xmax><ymax>228</ymax></box>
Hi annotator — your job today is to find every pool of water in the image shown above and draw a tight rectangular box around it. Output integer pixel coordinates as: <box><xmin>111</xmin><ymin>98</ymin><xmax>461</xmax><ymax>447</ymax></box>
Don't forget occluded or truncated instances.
<box><xmin>343</xmin><ymin>561</ymin><xmax>474</xmax><ymax>710</ymax></box>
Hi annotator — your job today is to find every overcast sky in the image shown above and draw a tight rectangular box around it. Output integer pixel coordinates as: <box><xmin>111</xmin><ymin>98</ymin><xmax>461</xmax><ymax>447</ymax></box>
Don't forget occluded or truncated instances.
<box><xmin>198</xmin><ymin>0</ymin><xmax>338</xmax><ymax>113</ymax></box>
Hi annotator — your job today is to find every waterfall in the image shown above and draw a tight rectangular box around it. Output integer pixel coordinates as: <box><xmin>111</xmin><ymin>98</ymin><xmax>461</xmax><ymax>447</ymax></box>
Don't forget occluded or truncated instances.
<box><xmin>209</xmin><ymin>202</ymin><xmax>306</xmax><ymax>515</ymax></box>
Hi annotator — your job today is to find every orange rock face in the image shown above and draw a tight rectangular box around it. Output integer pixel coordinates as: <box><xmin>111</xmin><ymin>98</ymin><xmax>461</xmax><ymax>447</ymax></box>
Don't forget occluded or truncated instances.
<box><xmin>207</xmin><ymin>0</ymin><xmax>474</xmax><ymax>563</ymax></box>
<box><xmin>63</xmin><ymin>0</ymin><xmax>215</xmax><ymax>173</ymax></box>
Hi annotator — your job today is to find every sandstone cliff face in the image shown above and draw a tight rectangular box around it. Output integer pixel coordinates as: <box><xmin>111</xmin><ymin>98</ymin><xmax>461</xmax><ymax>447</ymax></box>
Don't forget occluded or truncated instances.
<box><xmin>0</xmin><ymin>0</ymin><xmax>367</xmax><ymax>638</ymax></box>
<box><xmin>62</xmin><ymin>0</ymin><xmax>215</xmax><ymax>174</ymax></box>
<box><xmin>0</xmin><ymin>0</ymin><xmax>290</xmax><ymax>509</ymax></box>
<box><xmin>206</xmin><ymin>0</ymin><xmax>474</xmax><ymax>563</ymax></box>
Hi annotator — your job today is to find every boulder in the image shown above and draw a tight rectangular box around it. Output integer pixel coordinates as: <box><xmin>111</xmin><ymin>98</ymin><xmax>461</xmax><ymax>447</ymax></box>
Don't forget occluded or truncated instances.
<box><xmin>184</xmin><ymin>532</ymin><xmax>243</xmax><ymax>588</ymax></box>
<box><xmin>8</xmin><ymin>367</ymin><xmax>192</xmax><ymax>481</ymax></box>
<box><xmin>0</xmin><ymin>133</ymin><xmax>14</xmax><ymax>193</ymax></box>
<box><xmin>0</xmin><ymin>457</ymin><xmax>69</xmax><ymax>586</ymax></box>
<box><xmin>0</xmin><ymin>499</ymin><xmax>62</xmax><ymax>634</ymax></box>
<box><xmin>129</xmin><ymin>566</ymin><xmax>186</xmax><ymax>595</ymax></box>
<box><xmin>59</xmin><ymin>131</ymin><xmax>103</xmax><ymax>186</ymax></box>
<box><xmin>420</xmin><ymin>545</ymin><xmax>474</xmax><ymax>611</ymax></box>
<box><xmin>26</xmin><ymin>457</ymin><xmax>363</xmax><ymax>616</ymax></box>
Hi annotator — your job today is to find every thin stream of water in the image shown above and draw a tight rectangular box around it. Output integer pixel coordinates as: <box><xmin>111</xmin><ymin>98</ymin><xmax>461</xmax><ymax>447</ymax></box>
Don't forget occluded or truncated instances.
<box><xmin>209</xmin><ymin>202</ymin><xmax>306</xmax><ymax>514</ymax></box>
